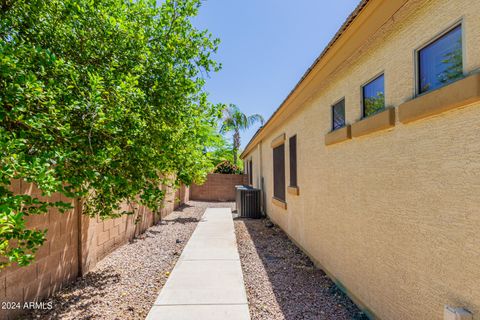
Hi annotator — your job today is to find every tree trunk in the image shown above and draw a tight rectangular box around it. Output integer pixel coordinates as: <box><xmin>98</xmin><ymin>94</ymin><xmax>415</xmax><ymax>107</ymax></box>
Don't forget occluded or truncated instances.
<box><xmin>233</xmin><ymin>130</ymin><xmax>240</xmax><ymax>165</ymax></box>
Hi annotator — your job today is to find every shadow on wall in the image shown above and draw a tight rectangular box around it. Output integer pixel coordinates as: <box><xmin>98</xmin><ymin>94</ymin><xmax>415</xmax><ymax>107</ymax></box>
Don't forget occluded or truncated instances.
<box><xmin>238</xmin><ymin>218</ymin><xmax>369</xmax><ymax>320</ymax></box>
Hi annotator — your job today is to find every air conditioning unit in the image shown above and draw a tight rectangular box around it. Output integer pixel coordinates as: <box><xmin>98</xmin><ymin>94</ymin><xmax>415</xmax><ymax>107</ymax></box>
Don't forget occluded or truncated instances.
<box><xmin>235</xmin><ymin>185</ymin><xmax>262</xmax><ymax>219</ymax></box>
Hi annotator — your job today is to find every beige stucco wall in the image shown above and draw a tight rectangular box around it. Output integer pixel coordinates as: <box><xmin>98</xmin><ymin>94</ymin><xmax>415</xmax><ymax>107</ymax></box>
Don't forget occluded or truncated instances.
<box><xmin>244</xmin><ymin>0</ymin><xmax>480</xmax><ymax>319</ymax></box>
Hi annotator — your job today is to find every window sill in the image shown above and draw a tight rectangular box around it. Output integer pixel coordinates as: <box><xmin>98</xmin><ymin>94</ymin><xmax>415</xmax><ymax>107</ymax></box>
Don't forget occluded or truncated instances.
<box><xmin>399</xmin><ymin>73</ymin><xmax>480</xmax><ymax>124</ymax></box>
<box><xmin>287</xmin><ymin>186</ymin><xmax>300</xmax><ymax>196</ymax></box>
<box><xmin>325</xmin><ymin>125</ymin><xmax>351</xmax><ymax>145</ymax></box>
<box><xmin>351</xmin><ymin>108</ymin><xmax>395</xmax><ymax>138</ymax></box>
<box><xmin>272</xmin><ymin>197</ymin><xmax>287</xmax><ymax>209</ymax></box>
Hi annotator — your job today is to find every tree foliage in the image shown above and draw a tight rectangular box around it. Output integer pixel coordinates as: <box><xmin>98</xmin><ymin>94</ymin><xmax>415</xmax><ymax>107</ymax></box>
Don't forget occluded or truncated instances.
<box><xmin>0</xmin><ymin>0</ymin><xmax>221</xmax><ymax>268</ymax></box>
<box><xmin>220</xmin><ymin>104</ymin><xmax>263</xmax><ymax>165</ymax></box>
<box><xmin>213</xmin><ymin>160</ymin><xmax>242</xmax><ymax>175</ymax></box>
<box><xmin>207</xmin><ymin>135</ymin><xmax>243</xmax><ymax>170</ymax></box>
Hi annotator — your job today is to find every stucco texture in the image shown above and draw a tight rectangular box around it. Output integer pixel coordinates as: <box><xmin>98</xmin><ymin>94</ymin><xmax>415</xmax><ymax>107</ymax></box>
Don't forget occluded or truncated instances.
<box><xmin>244</xmin><ymin>0</ymin><xmax>480</xmax><ymax>319</ymax></box>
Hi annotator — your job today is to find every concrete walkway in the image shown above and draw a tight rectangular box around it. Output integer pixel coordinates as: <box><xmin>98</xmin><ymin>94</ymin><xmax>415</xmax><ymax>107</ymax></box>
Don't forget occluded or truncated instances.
<box><xmin>146</xmin><ymin>207</ymin><xmax>250</xmax><ymax>320</ymax></box>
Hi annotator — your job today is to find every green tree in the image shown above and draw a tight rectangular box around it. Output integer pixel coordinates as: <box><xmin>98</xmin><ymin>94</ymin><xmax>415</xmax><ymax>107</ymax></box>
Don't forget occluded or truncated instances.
<box><xmin>220</xmin><ymin>104</ymin><xmax>264</xmax><ymax>166</ymax></box>
<box><xmin>0</xmin><ymin>0</ymin><xmax>221</xmax><ymax>268</ymax></box>
<box><xmin>208</xmin><ymin>138</ymin><xmax>236</xmax><ymax>166</ymax></box>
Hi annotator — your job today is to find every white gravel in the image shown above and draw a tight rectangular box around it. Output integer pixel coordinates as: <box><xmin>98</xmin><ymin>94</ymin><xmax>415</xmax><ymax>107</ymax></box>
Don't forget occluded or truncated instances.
<box><xmin>21</xmin><ymin>201</ymin><xmax>235</xmax><ymax>320</ymax></box>
<box><xmin>234</xmin><ymin>218</ymin><xmax>368</xmax><ymax>320</ymax></box>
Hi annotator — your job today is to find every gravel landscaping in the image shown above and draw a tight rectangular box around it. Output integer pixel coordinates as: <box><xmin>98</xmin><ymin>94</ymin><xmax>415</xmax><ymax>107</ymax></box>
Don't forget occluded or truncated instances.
<box><xmin>19</xmin><ymin>201</ymin><xmax>367</xmax><ymax>320</ymax></box>
<box><xmin>235</xmin><ymin>218</ymin><xmax>368</xmax><ymax>320</ymax></box>
<box><xmin>21</xmin><ymin>201</ymin><xmax>234</xmax><ymax>320</ymax></box>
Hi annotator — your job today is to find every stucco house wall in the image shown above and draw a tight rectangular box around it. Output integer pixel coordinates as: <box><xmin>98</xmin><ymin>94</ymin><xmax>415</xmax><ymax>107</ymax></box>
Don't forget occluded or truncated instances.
<box><xmin>243</xmin><ymin>0</ymin><xmax>480</xmax><ymax>319</ymax></box>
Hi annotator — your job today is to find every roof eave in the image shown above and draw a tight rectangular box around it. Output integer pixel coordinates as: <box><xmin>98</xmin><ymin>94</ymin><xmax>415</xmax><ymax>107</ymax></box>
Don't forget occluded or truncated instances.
<box><xmin>241</xmin><ymin>0</ymin><xmax>407</xmax><ymax>159</ymax></box>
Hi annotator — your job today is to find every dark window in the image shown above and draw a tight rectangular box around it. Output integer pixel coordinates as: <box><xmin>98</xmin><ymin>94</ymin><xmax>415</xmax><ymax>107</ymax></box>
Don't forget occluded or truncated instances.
<box><xmin>418</xmin><ymin>25</ymin><xmax>462</xmax><ymax>94</ymax></box>
<box><xmin>273</xmin><ymin>144</ymin><xmax>285</xmax><ymax>201</ymax></box>
<box><xmin>331</xmin><ymin>99</ymin><xmax>345</xmax><ymax>130</ymax></box>
<box><xmin>289</xmin><ymin>135</ymin><xmax>297</xmax><ymax>187</ymax></box>
<box><xmin>248</xmin><ymin>160</ymin><xmax>253</xmax><ymax>185</ymax></box>
<box><xmin>362</xmin><ymin>74</ymin><xmax>385</xmax><ymax>117</ymax></box>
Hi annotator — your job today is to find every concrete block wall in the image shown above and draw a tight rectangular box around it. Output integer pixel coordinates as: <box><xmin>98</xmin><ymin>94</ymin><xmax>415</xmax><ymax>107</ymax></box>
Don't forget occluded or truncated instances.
<box><xmin>81</xmin><ymin>183</ymin><xmax>188</xmax><ymax>273</ymax></box>
<box><xmin>0</xmin><ymin>182</ymin><xmax>188</xmax><ymax>319</ymax></box>
<box><xmin>1</xmin><ymin>181</ymin><xmax>78</xmax><ymax>320</ymax></box>
<box><xmin>190</xmin><ymin>173</ymin><xmax>248</xmax><ymax>201</ymax></box>
<box><xmin>79</xmin><ymin>204</ymin><xmax>155</xmax><ymax>274</ymax></box>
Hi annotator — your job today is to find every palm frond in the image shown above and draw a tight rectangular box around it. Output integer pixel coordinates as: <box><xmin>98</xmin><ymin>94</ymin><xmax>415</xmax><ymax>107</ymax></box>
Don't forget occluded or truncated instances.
<box><xmin>247</xmin><ymin>114</ymin><xmax>264</xmax><ymax>127</ymax></box>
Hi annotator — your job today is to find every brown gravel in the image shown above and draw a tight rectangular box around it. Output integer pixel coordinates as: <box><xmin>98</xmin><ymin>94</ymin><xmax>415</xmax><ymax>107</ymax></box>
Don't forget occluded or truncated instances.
<box><xmin>21</xmin><ymin>201</ymin><xmax>235</xmax><ymax>320</ymax></box>
<box><xmin>235</xmin><ymin>218</ymin><xmax>368</xmax><ymax>320</ymax></box>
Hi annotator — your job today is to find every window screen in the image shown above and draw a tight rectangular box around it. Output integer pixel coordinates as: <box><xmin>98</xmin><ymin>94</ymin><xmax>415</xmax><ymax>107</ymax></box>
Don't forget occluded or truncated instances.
<box><xmin>273</xmin><ymin>144</ymin><xmax>285</xmax><ymax>201</ymax></box>
<box><xmin>289</xmin><ymin>135</ymin><xmax>297</xmax><ymax>187</ymax></box>
<box><xmin>248</xmin><ymin>160</ymin><xmax>253</xmax><ymax>185</ymax></box>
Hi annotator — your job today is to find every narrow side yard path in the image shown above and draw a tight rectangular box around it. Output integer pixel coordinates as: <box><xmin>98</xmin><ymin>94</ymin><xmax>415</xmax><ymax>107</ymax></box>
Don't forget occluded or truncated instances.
<box><xmin>22</xmin><ymin>201</ymin><xmax>234</xmax><ymax>320</ymax></box>
<box><xmin>235</xmin><ymin>218</ymin><xmax>368</xmax><ymax>320</ymax></box>
<box><xmin>146</xmin><ymin>207</ymin><xmax>250</xmax><ymax>320</ymax></box>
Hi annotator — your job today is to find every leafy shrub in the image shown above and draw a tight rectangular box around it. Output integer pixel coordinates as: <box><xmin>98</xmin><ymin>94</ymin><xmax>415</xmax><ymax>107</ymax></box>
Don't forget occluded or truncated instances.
<box><xmin>213</xmin><ymin>160</ymin><xmax>243</xmax><ymax>175</ymax></box>
<box><xmin>0</xmin><ymin>0</ymin><xmax>220</xmax><ymax>268</ymax></box>
<box><xmin>208</xmin><ymin>137</ymin><xmax>243</xmax><ymax>171</ymax></box>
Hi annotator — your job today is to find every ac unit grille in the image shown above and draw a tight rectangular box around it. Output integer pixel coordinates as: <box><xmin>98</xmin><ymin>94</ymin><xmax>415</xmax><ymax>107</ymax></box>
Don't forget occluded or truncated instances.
<box><xmin>235</xmin><ymin>185</ymin><xmax>262</xmax><ymax>219</ymax></box>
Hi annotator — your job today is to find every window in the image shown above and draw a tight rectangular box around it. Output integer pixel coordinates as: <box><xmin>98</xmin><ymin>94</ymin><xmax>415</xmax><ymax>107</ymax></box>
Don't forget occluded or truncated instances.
<box><xmin>273</xmin><ymin>144</ymin><xmax>285</xmax><ymax>201</ymax></box>
<box><xmin>418</xmin><ymin>24</ymin><xmax>463</xmax><ymax>94</ymax></box>
<box><xmin>289</xmin><ymin>135</ymin><xmax>297</xmax><ymax>187</ymax></box>
<box><xmin>332</xmin><ymin>99</ymin><xmax>345</xmax><ymax>130</ymax></box>
<box><xmin>362</xmin><ymin>74</ymin><xmax>385</xmax><ymax>117</ymax></box>
<box><xmin>248</xmin><ymin>160</ymin><xmax>253</xmax><ymax>185</ymax></box>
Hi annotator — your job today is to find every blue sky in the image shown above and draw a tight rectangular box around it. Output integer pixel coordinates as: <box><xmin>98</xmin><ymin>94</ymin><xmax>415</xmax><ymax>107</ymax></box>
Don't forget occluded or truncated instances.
<box><xmin>193</xmin><ymin>1</ymin><xmax>360</xmax><ymax>149</ymax></box>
